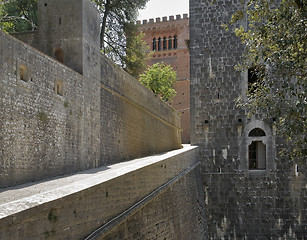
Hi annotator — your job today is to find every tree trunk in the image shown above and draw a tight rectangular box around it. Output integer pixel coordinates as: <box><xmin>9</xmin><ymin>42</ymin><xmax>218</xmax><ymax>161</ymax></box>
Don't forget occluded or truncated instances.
<box><xmin>100</xmin><ymin>0</ymin><xmax>111</xmax><ymax>49</ymax></box>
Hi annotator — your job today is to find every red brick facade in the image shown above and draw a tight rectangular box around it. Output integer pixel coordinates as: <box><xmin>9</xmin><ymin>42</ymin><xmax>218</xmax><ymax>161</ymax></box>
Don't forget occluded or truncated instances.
<box><xmin>137</xmin><ymin>15</ymin><xmax>190</xmax><ymax>143</ymax></box>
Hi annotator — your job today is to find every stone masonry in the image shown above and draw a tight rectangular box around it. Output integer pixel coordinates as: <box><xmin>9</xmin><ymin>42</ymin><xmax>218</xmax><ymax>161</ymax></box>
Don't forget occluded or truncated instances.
<box><xmin>1</xmin><ymin>0</ymin><xmax>306</xmax><ymax>239</ymax></box>
<box><xmin>0</xmin><ymin>1</ymin><xmax>208</xmax><ymax>239</ymax></box>
<box><xmin>0</xmin><ymin>146</ymin><xmax>207</xmax><ymax>240</ymax></box>
<box><xmin>190</xmin><ymin>0</ymin><xmax>307</xmax><ymax>239</ymax></box>
<box><xmin>0</xmin><ymin>0</ymin><xmax>181</xmax><ymax>188</ymax></box>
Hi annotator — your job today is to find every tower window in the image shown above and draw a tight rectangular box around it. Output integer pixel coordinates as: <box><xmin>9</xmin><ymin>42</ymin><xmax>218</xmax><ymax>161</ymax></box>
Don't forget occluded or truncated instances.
<box><xmin>173</xmin><ymin>35</ymin><xmax>177</xmax><ymax>49</ymax></box>
<box><xmin>152</xmin><ymin>38</ymin><xmax>156</xmax><ymax>51</ymax></box>
<box><xmin>248</xmin><ymin>66</ymin><xmax>264</xmax><ymax>93</ymax></box>
<box><xmin>240</xmin><ymin>121</ymin><xmax>274</xmax><ymax>172</ymax></box>
<box><xmin>168</xmin><ymin>36</ymin><xmax>172</xmax><ymax>49</ymax></box>
<box><xmin>249</xmin><ymin>141</ymin><xmax>266</xmax><ymax>170</ymax></box>
<box><xmin>158</xmin><ymin>37</ymin><xmax>161</xmax><ymax>51</ymax></box>
<box><xmin>248</xmin><ymin>127</ymin><xmax>267</xmax><ymax>170</ymax></box>
<box><xmin>163</xmin><ymin>37</ymin><xmax>167</xmax><ymax>50</ymax></box>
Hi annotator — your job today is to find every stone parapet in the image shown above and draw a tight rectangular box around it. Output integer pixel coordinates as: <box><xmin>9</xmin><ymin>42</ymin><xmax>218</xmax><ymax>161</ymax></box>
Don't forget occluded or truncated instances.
<box><xmin>0</xmin><ymin>146</ymin><xmax>207</xmax><ymax>240</ymax></box>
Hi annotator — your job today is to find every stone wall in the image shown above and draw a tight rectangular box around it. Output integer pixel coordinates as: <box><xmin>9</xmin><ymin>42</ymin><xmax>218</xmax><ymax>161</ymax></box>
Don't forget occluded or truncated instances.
<box><xmin>0</xmin><ymin>146</ymin><xmax>207</xmax><ymax>240</ymax></box>
<box><xmin>171</xmin><ymin>80</ymin><xmax>190</xmax><ymax>144</ymax></box>
<box><xmin>0</xmin><ymin>31</ymin><xmax>98</xmax><ymax>188</ymax></box>
<box><xmin>0</xmin><ymin>29</ymin><xmax>181</xmax><ymax>188</ymax></box>
<box><xmin>12</xmin><ymin>31</ymin><xmax>39</xmax><ymax>49</ymax></box>
<box><xmin>99</xmin><ymin>56</ymin><xmax>181</xmax><ymax>165</ymax></box>
<box><xmin>99</xmin><ymin>165</ymin><xmax>205</xmax><ymax>240</ymax></box>
<box><xmin>190</xmin><ymin>0</ymin><xmax>307</xmax><ymax>239</ymax></box>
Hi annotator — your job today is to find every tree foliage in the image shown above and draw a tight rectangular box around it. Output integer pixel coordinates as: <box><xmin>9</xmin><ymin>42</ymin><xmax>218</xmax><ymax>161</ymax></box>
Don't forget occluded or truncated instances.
<box><xmin>0</xmin><ymin>0</ymin><xmax>37</xmax><ymax>32</ymax></box>
<box><xmin>125</xmin><ymin>27</ymin><xmax>152</xmax><ymax>78</ymax></box>
<box><xmin>139</xmin><ymin>62</ymin><xmax>177</xmax><ymax>102</ymax></box>
<box><xmin>92</xmin><ymin>0</ymin><xmax>148</xmax><ymax>67</ymax></box>
<box><xmin>228</xmin><ymin>0</ymin><xmax>307</xmax><ymax>161</ymax></box>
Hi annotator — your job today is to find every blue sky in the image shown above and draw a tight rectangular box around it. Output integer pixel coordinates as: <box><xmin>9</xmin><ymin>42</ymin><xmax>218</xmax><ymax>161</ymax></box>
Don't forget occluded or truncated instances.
<box><xmin>138</xmin><ymin>0</ymin><xmax>189</xmax><ymax>21</ymax></box>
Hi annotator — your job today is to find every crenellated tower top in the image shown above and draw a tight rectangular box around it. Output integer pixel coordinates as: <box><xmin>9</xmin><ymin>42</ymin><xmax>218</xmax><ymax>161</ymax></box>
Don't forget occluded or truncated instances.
<box><xmin>137</xmin><ymin>14</ymin><xmax>188</xmax><ymax>25</ymax></box>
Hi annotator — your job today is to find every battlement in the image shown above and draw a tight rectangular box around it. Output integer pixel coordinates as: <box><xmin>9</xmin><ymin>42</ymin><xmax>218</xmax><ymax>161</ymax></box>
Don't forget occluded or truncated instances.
<box><xmin>137</xmin><ymin>13</ymin><xmax>188</xmax><ymax>25</ymax></box>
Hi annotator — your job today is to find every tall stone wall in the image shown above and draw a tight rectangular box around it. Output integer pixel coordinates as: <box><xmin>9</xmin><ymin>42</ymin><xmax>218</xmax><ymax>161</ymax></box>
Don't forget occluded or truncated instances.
<box><xmin>0</xmin><ymin>31</ymin><xmax>100</xmax><ymax>188</ymax></box>
<box><xmin>99</xmin><ymin>55</ymin><xmax>181</xmax><ymax>165</ymax></box>
<box><xmin>0</xmin><ymin>29</ymin><xmax>181</xmax><ymax>188</ymax></box>
<box><xmin>190</xmin><ymin>0</ymin><xmax>307</xmax><ymax>239</ymax></box>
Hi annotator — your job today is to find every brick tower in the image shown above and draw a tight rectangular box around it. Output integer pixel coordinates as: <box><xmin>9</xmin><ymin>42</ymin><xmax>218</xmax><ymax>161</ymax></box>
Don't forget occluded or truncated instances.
<box><xmin>137</xmin><ymin>14</ymin><xmax>190</xmax><ymax>143</ymax></box>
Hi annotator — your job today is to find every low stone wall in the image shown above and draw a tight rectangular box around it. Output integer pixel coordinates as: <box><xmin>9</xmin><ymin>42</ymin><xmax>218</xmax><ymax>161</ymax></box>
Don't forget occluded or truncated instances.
<box><xmin>0</xmin><ymin>146</ymin><xmax>207</xmax><ymax>240</ymax></box>
<box><xmin>12</xmin><ymin>31</ymin><xmax>39</xmax><ymax>49</ymax></box>
<box><xmin>0</xmin><ymin>31</ymin><xmax>181</xmax><ymax>188</ymax></box>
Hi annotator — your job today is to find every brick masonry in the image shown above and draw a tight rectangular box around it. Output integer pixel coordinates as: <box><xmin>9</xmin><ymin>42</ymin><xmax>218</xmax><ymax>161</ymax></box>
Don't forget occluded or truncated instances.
<box><xmin>137</xmin><ymin>15</ymin><xmax>191</xmax><ymax>144</ymax></box>
<box><xmin>0</xmin><ymin>0</ymin><xmax>181</xmax><ymax>188</ymax></box>
<box><xmin>190</xmin><ymin>0</ymin><xmax>307</xmax><ymax>239</ymax></box>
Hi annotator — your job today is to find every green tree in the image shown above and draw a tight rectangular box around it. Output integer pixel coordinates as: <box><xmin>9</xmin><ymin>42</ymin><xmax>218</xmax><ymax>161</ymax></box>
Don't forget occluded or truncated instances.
<box><xmin>0</xmin><ymin>0</ymin><xmax>37</xmax><ymax>32</ymax></box>
<box><xmin>92</xmin><ymin>0</ymin><xmax>149</xmax><ymax>67</ymax></box>
<box><xmin>227</xmin><ymin>0</ymin><xmax>307</xmax><ymax>161</ymax></box>
<box><xmin>139</xmin><ymin>62</ymin><xmax>177</xmax><ymax>102</ymax></box>
<box><xmin>125</xmin><ymin>26</ymin><xmax>152</xmax><ymax>78</ymax></box>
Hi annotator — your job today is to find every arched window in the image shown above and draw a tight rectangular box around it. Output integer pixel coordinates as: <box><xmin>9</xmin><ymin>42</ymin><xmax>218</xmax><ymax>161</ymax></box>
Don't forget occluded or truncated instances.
<box><xmin>163</xmin><ymin>37</ymin><xmax>167</xmax><ymax>50</ymax></box>
<box><xmin>168</xmin><ymin>36</ymin><xmax>172</xmax><ymax>49</ymax></box>
<box><xmin>248</xmin><ymin>128</ymin><xmax>266</xmax><ymax>137</ymax></box>
<box><xmin>173</xmin><ymin>35</ymin><xmax>177</xmax><ymax>49</ymax></box>
<box><xmin>239</xmin><ymin>120</ymin><xmax>275</xmax><ymax>172</ymax></box>
<box><xmin>248</xmin><ymin>128</ymin><xmax>266</xmax><ymax>170</ymax></box>
<box><xmin>158</xmin><ymin>37</ymin><xmax>161</xmax><ymax>51</ymax></box>
<box><xmin>152</xmin><ymin>38</ymin><xmax>156</xmax><ymax>51</ymax></box>
<box><xmin>54</xmin><ymin>47</ymin><xmax>64</xmax><ymax>63</ymax></box>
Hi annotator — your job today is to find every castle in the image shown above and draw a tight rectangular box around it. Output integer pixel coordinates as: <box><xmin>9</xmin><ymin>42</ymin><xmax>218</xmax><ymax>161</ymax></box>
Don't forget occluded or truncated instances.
<box><xmin>0</xmin><ymin>0</ymin><xmax>306</xmax><ymax>239</ymax></box>
<box><xmin>0</xmin><ymin>0</ymin><xmax>206</xmax><ymax>239</ymax></box>
<box><xmin>137</xmin><ymin>15</ymin><xmax>190</xmax><ymax>144</ymax></box>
